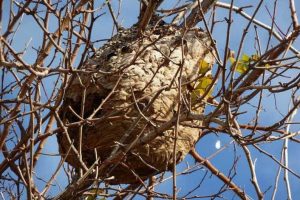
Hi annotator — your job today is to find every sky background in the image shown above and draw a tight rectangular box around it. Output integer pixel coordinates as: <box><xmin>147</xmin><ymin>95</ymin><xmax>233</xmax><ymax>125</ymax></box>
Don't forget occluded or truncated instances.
<box><xmin>1</xmin><ymin>0</ymin><xmax>300</xmax><ymax>199</ymax></box>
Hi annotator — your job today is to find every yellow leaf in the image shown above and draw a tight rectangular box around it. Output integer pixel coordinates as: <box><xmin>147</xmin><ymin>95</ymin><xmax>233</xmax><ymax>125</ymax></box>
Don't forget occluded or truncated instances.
<box><xmin>84</xmin><ymin>188</ymin><xmax>105</xmax><ymax>200</ymax></box>
<box><xmin>251</xmin><ymin>54</ymin><xmax>260</xmax><ymax>61</ymax></box>
<box><xmin>241</xmin><ymin>54</ymin><xmax>250</xmax><ymax>62</ymax></box>
<box><xmin>227</xmin><ymin>49</ymin><xmax>235</xmax><ymax>60</ymax></box>
<box><xmin>85</xmin><ymin>196</ymin><xmax>96</xmax><ymax>200</ymax></box>
<box><xmin>229</xmin><ymin>57</ymin><xmax>236</xmax><ymax>64</ymax></box>
<box><xmin>191</xmin><ymin>75</ymin><xmax>213</xmax><ymax>101</ymax></box>
<box><xmin>236</xmin><ymin>63</ymin><xmax>248</xmax><ymax>74</ymax></box>
<box><xmin>198</xmin><ymin>59</ymin><xmax>210</xmax><ymax>74</ymax></box>
<box><xmin>229</xmin><ymin>53</ymin><xmax>250</xmax><ymax>74</ymax></box>
<box><xmin>228</xmin><ymin>52</ymin><xmax>261</xmax><ymax>74</ymax></box>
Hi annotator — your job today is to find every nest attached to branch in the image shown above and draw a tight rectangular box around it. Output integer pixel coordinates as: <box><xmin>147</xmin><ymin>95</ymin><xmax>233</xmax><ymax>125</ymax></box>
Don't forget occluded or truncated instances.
<box><xmin>57</xmin><ymin>24</ymin><xmax>214</xmax><ymax>184</ymax></box>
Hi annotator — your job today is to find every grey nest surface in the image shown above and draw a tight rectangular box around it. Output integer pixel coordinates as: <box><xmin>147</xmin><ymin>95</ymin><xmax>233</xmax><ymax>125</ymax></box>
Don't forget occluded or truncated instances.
<box><xmin>57</xmin><ymin>24</ymin><xmax>214</xmax><ymax>184</ymax></box>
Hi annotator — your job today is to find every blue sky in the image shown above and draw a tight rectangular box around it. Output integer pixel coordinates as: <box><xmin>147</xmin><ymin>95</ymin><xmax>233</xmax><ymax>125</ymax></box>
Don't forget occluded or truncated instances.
<box><xmin>1</xmin><ymin>0</ymin><xmax>300</xmax><ymax>199</ymax></box>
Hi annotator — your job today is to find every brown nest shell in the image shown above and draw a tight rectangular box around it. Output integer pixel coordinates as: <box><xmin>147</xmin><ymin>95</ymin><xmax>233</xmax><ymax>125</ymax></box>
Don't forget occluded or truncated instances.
<box><xmin>57</xmin><ymin>24</ymin><xmax>214</xmax><ymax>184</ymax></box>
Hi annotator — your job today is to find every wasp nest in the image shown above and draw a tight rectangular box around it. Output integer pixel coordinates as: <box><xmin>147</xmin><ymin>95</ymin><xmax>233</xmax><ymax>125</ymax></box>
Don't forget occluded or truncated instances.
<box><xmin>57</xmin><ymin>24</ymin><xmax>214</xmax><ymax>184</ymax></box>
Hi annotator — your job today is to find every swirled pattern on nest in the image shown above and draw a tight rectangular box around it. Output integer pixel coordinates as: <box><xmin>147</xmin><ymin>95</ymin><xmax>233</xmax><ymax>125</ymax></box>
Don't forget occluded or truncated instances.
<box><xmin>57</xmin><ymin>24</ymin><xmax>214</xmax><ymax>184</ymax></box>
